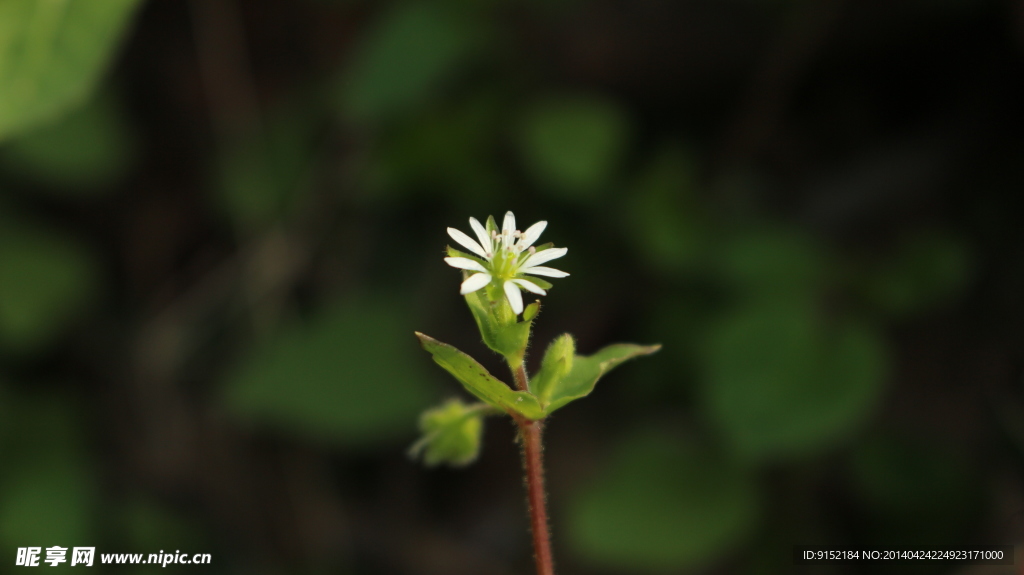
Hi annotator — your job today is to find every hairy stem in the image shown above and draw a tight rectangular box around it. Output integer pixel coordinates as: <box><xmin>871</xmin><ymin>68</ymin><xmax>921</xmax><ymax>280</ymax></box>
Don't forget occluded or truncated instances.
<box><xmin>512</xmin><ymin>363</ymin><xmax>530</xmax><ymax>392</ymax></box>
<box><xmin>512</xmin><ymin>365</ymin><xmax>555</xmax><ymax>575</ymax></box>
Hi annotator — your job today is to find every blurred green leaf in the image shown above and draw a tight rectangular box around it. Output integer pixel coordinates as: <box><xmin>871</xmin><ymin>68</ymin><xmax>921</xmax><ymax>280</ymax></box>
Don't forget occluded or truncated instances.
<box><xmin>415</xmin><ymin>332</ymin><xmax>544</xmax><ymax>419</ymax></box>
<box><xmin>718</xmin><ymin>226</ymin><xmax>827</xmax><ymax>299</ymax></box>
<box><xmin>363</xmin><ymin>92</ymin><xmax>506</xmax><ymax>201</ymax></box>
<box><xmin>647</xmin><ymin>291</ymin><xmax>717</xmax><ymax>376</ymax></box>
<box><xmin>624</xmin><ymin>146</ymin><xmax>705</xmax><ymax>273</ymax></box>
<box><xmin>568</xmin><ymin>430</ymin><xmax>758</xmax><ymax>571</ymax></box>
<box><xmin>863</xmin><ymin>231</ymin><xmax>970</xmax><ymax>317</ymax></box>
<box><xmin>0</xmin><ymin>459</ymin><xmax>94</xmax><ymax>550</ymax></box>
<box><xmin>408</xmin><ymin>399</ymin><xmax>490</xmax><ymax>467</ymax></box>
<box><xmin>216</xmin><ymin>105</ymin><xmax>317</xmax><ymax>231</ymax></box>
<box><xmin>0</xmin><ymin>393</ymin><xmax>96</xmax><ymax>550</ymax></box>
<box><xmin>0</xmin><ymin>0</ymin><xmax>142</xmax><ymax>141</ymax></box>
<box><xmin>518</xmin><ymin>95</ymin><xmax>629</xmax><ymax>198</ymax></box>
<box><xmin>0</xmin><ymin>217</ymin><xmax>99</xmax><ymax>352</ymax></box>
<box><xmin>338</xmin><ymin>3</ymin><xmax>481</xmax><ymax>123</ymax></box>
<box><xmin>703</xmin><ymin>302</ymin><xmax>887</xmax><ymax>461</ymax></box>
<box><xmin>223</xmin><ymin>299</ymin><xmax>434</xmax><ymax>444</ymax></box>
<box><xmin>118</xmin><ymin>498</ymin><xmax>207</xmax><ymax>552</ymax></box>
<box><xmin>537</xmin><ymin>339</ymin><xmax>661</xmax><ymax>415</ymax></box>
<box><xmin>0</xmin><ymin>90</ymin><xmax>135</xmax><ymax>193</ymax></box>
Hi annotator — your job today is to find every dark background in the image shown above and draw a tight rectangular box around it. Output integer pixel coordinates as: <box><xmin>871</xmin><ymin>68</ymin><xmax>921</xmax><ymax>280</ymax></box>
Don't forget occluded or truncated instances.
<box><xmin>1</xmin><ymin>0</ymin><xmax>1024</xmax><ymax>573</ymax></box>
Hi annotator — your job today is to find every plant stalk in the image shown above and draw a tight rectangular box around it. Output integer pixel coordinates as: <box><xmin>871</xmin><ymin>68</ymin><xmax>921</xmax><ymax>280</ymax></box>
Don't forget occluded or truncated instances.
<box><xmin>512</xmin><ymin>364</ymin><xmax>555</xmax><ymax>575</ymax></box>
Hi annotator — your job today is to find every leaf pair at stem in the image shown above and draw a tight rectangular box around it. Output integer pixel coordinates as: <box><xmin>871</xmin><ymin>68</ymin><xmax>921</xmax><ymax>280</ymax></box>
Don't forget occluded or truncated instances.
<box><xmin>416</xmin><ymin>331</ymin><xmax>659</xmax><ymax>420</ymax></box>
<box><xmin>411</xmin><ymin>292</ymin><xmax>659</xmax><ymax>466</ymax></box>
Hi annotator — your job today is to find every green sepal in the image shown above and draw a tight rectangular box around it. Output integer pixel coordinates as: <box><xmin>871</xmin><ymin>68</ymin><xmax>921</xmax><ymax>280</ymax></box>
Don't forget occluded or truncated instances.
<box><xmin>485</xmin><ymin>215</ymin><xmax>498</xmax><ymax>234</ymax></box>
<box><xmin>415</xmin><ymin>332</ymin><xmax>545</xmax><ymax>419</ymax></box>
<box><xmin>408</xmin><ymin>399</ymin><xmax>495</xmax><ymax>467</ymax></box>
<box><xmin>463</xmin><ymin>286</ymin><xmax>538</xmax><ymax>365</ymax></box>
<box><xmin>465</xmin><ymin>286</ymin><xmax>500</xmax><ymax>349</ymax></box>
<box><xmin>540</xmin><ymin>342</ymin><xmax>661</xmax><ymax>415</ymax></box>
<box><xmin>483</xmin><ymin>281</ymin><xmax>516</xmax><ymax>325</ymax></box>
<box><xmin>532</xmin><ymin>334</ymin><xmax>574</xmax><ymax>403</ymax></box>
<box><xmin>446</xmin><ymin>246</ymin><xmax>487</xmax><ymax>266</ymax></box>
<box><xmin>520</xmin><ymin>275</ymin><xmax>553</xmax><ymax>290</ymax></box>
<box><xmin>523</xmin><ymin>301</ymin><xmax>540</xmax><ymax>322</ymax></box>
<box><xmin>493</xmin><ymin>303</ymin><xmax>536</xmax><ymax>366</ymax></box>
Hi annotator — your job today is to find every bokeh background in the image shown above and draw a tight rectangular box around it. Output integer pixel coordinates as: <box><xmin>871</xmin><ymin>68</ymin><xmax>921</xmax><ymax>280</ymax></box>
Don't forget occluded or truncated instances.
<box><xmin>2</xmin><ymin>0</ymin><xmax>1024</xmax><ymax>573</ymax></box>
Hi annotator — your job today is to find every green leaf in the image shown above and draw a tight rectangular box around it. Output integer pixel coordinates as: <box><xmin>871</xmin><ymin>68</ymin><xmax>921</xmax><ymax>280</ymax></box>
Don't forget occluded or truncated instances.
<box><xmin>518</xmin><ymin>95</ymin><xmax>629</xmax><ymax>199</ymax></box>
<box><xmin>338</xmin><ymin>3</ymin><xmax>482</xmax><ymax>123</ymax></box>
<box><xmin>223</xmin><ymin>299</ymin><xmax>434</xmax><ymax>444</ymax></box>
<box><xmin>568</xmin><ymin>430</ymin><xmax>759</xmax><ymax>571</ymax></box>
<box><xmin>540</xmin><ymin>341</ymin><xmax>661</xmax><ymax>415</ymax></box>
<box><xmin>0</xmin><ymin>89</ymin><xmax>135</xmax><ymax>193</ymax></box>
<box><xmin>415</xmin><ymin>332</ymin><xmax>544</xmax><ymax>419</ymax></box>
<box><xmin>0</xmin><ymin>0</ymin><xmax>143</xmax><ymax>142</ymax></box>
<box><xmin>408</xmin><ymin>399</ymin><xmax>492</xmax><ymax>467</ymax></box>
<box><xmin>702</xmin><ymin>302</ymin><xmax>887</xmax><ymax>461</ymax></box>
<box><xmin>0</xmin><ymin>217</ymin><xmax>99</xmax><ymax>352</ymax></box>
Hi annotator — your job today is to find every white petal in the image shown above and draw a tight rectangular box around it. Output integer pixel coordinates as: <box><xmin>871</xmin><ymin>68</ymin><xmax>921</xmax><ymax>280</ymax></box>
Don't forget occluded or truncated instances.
<box><xmin>503</xmin><ymin>280</ymin><xmax>524</xmax><ymax>314</ymax></box>
<box><xmin>518</xmin><ymin>221</ymin><xmax>547</xmax><ymax>250</ymax></box>
<box><xmin>502</xmin><ymin>211</ymin><xmax>516</xmax><ymax>234</ymax></box>
<box><xmin>444</xmin><ymin>257</ymin><xmax>487</xmax><ymax>272</ymax></box>
<box><xmin>521</xmin><ymin>247</ymin><xmax>567</xmax><ymax>268</ymax></box>
<box><xmin>513</xmin><ymin>278</ymin><xmax>546</xmax><ymax>295</ymax></box>
<box><xmin>447</xmin><ymin>227</ymin><xmax>488</xmax><ymax>259</ymax></box>
<box><xmin>469</xmin><ymin>217</ymin><xmax>491</xmax><ymax>254</ymax></box>
<box><xmin>460</xmin><ymin>273</ymin><xmax>492</xmax><ymax>294</ymax></box>
<box><xmin>521</xmin><ymin>266</ymin><xmax>569</xmax><ymax>278</ymax></box>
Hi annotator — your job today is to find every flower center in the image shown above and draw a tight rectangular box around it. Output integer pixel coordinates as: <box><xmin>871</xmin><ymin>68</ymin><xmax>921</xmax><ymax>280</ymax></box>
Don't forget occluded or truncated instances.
<box><xmin>488</xmin><ymin>228</ymin><xmax>528</xmax><ymax>280</ymax></box>
<box><xmin>491</xmin><ymin>247</ymin><xmax>517</xmax><ymax>280</ymax></box>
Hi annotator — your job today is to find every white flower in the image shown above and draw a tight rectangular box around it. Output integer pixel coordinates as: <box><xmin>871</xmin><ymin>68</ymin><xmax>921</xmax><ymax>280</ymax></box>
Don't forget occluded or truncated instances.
<box><xmin>444</xmin><ymin>211</ymin><xmax>569</xmax><ymax>315</ymax></box>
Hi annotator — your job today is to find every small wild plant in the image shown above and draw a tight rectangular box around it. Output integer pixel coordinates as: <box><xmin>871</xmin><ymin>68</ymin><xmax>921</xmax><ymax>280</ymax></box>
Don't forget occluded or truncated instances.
<box><xmin>411</xmin><ymin>211</ymin><xmax>660</xmax><ymax>575</ymax></box>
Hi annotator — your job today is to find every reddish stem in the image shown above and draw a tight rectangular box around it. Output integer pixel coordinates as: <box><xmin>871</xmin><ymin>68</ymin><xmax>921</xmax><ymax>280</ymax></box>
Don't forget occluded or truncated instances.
<box><xmin>512</xmin><ymin>364</ymin><xmax>555</xmax><ymax>575</ymax></box>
